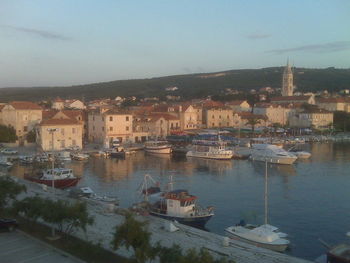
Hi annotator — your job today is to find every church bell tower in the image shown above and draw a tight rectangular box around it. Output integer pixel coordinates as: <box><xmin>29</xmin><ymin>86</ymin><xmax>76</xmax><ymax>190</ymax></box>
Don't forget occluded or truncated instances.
<box><xmin>282</xmin><ymin>60</ymin><xmax>294</xmax><ymax>96</ymax></box>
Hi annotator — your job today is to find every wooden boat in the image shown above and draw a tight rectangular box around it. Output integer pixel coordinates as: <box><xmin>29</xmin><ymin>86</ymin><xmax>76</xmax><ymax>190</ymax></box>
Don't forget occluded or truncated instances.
<box><xmin>144</xmin><ymin>141</ymin><xmax>172</xmax><ymax>154</ymax></box>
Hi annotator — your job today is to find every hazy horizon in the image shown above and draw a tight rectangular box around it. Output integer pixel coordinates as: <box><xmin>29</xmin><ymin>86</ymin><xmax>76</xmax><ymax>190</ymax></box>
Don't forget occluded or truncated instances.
<box><xmin>1</xmin><ymin>0</ymin><xmax>349</xmax><ymax>88</ymax></box>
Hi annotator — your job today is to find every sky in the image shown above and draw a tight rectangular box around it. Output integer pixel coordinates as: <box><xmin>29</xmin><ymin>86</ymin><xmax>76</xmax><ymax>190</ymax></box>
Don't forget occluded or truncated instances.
<box><xmin>0</xmin><ymin>0</ymin><xmax>349</xmax><ymax>88</ymax></box>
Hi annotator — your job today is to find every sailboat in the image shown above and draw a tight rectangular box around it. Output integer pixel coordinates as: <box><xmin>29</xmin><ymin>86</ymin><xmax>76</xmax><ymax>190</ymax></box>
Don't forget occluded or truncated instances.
<box><xmin>225</xmin><ymin>160</ymin><xmax>290</xmax><ymax>252</ymax></box>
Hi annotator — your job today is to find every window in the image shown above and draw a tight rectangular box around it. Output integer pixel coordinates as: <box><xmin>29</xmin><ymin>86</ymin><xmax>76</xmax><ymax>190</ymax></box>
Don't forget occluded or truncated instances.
<box><xmin>72</xmin><ymin>139</ymin><xmax>76</xmax><ymax>146</ymax></box>
<box><xmin>126</xmin><ymin>126</ymin><xmax>129</xmax><ymax>131</ymax></box>
<box><xmin>102</xmin><ymin>117</ymin><xmax>104</xmax><ymax>121</ymax></box>
<box><xmin>212</xmin><ymin>115</ymin><xmax>214</xmax><ymax>119</ymax></box>
<box><xmin>72</xmin><ymin>128</ymin><xmax>76</xmax><ymax>134</ymax></box>
<box><xmin>109</xmin><ymin>127</ymin><xmax>113</xmax><ymax>131</ymax></box>
<box><xmin>60</xmin><ymin>140</ymin><xmax>65</xmax><ymax>148</ymax></box>
<box><xmin>110</xmin><ymin>116</ymin><xmax>113</xmax><ymax>121</ymax></box>
<box><xmin>23</xmin><ymin>126</ymin><xmax>28</xmax><ymax>132</ymax></box>
<box><xmin>102</xmin><ymin>127</ymin><xmax>105</xmax><ymax>131</ymax></box>
<box><xmin>61</xmin><ymin>128</ymin><xmax>65</xmax><ymax>135</ymax></box>
<box><xmin>92</xmin><ymin>116</ymin><xmax>95</xmax><ymax>121</ymax></box>
<box><xmin>93</xmin><ymin>126</ymin><xmax>95</xmax><ymax>131</ymax></box>
<box><xmin>219</xmin><ymin>115</ymin><xmax>221</xmax><ymax>119</ymax></box>
<box><xmin>126</xmin><ymin>116</ymin><xmax>129</xmax><ymax>121</ymax></box>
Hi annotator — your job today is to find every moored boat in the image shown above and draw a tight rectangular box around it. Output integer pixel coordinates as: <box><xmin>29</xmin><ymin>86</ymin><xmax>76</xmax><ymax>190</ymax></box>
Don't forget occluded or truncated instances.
<box><xmin>186</xmin><ymin>140</ymin><xmax>233</xmax><ymax>160</ymax></box>
<box><xmin>24</xmin><ymin>168</ymin><xmax>80</xmax><ymax>188</ymax></box>
<box><xmin>250</xmin><ymin>144</ymin><xmax>297</xmax><ymax>165</ymax></box>
<box><xmin>141</xmin><ymin>175</ymin><xmax>214</xmax><ymax>228</ymax></box>
<box><xmin>71</xmin><ymin>152</ymin><xmax>89</xmax><ymax>161</ymax></box>
<box><xmin>144</xmin><ymin>141</ymin><xmax>172</xmax><ymax>154</ymax></box>
<box><xmin>0</xmin><ymin>156</ymin><xmax>13</xmax><ymax>167</ymax></box>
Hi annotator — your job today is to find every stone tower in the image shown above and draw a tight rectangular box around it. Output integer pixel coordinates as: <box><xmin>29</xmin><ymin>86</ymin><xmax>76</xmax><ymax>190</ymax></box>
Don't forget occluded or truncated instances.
<box><xmin>282</xmin><ymin>60</ymin><xmax>293</xmax><ymax>96</ymax></box>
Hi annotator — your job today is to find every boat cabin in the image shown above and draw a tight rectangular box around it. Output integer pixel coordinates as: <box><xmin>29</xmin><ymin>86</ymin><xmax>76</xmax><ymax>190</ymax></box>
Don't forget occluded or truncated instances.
<box><xmin>164</xmin><ymin>190</ymin><xmax>197</xmax><ymax>217</ymax></box>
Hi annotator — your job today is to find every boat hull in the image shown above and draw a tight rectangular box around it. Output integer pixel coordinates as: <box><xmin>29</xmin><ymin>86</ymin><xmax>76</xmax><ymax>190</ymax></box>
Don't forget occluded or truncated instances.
<box><xmin>250</xmin><ymin>154</ymin><xmax>297</xmax><ymax>165</ymax></box>
<box><xmin>149</xmin><ymin>211</ymin><xmax>213</xmax><ymax>228</ymax></box>
<box><xmin>186</xmin><ymin>151</ymin><xmax>233</xmax><ymax>160</ymax></box>
<box><xmin>24</xmin><ymin>174</ymin><xmax>80</xmax><ymax>189</ymax></box>
<box><xmin>225</xmin><ymin>230</ymin><xmax>289</xmax><ymax>252</ymax></box>
<box><xmin>110</xmin><ymin>152</ymin><xmax>126</xmax><ymax>158</ymax></box>
<box><xmin>144</xmin><ymin>147</ymin><xmax>172</xmax><ymax>154</ymax></box>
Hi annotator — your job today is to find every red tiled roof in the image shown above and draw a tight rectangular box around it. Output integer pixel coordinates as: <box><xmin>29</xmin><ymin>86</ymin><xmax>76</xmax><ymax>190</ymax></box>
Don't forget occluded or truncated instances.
<box><xmin>226</xmin><ymin>100</ymin><xmax>246</xmax><ymax>106</ymax></box>
<box><xmin>238</xmin><ymin>112</ymin><xmax>268</xmax><ymax>120</ymax></box>
<box><xmin>42</xmin><ymin>110</ymin><xmax>57</xmax><ymax>120</ymax></box>
<box><xmin>202</xmin><ymin>100</ymin><xmax>224</xmax><ymax>107</ymax></box>
<box><xmin>317</xmin><ymin>97</ymin><xmax>350</xmax><ymax>103</ymax></box>
<box><xmin>270</xmin><ymin>96</ymin><xmax>311</xmax><ymax>102</ymax></box>
<box><xmin>40</xmin><ymin>118</ymin><xmax>79</xmax><ymax>125</ymax></box>
<box><xmin>10</xmin><ymin>101</ymin><xmax>42</xmax><ymax>110</ymax></box>
<box><xmin>0</xmin><ymin>104</ymin><xmax>5</xmax><ymax>111</ymax></box>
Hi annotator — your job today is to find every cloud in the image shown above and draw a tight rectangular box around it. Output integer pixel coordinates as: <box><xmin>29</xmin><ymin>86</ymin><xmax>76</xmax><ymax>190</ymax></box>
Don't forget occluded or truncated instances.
<box><xmin>246</xmin><ymin>33</ymin><xmax>271</xmax><ymax>39</ymax></box>
<box><xmin>1</xmin><ymin>25</ymin><xmax>70</xmax><ymax>40</ymax></box>
<box><xmin>267</xmin><ymin>41</ymin><xmax>350</xmax><ymax>54</ymax></box>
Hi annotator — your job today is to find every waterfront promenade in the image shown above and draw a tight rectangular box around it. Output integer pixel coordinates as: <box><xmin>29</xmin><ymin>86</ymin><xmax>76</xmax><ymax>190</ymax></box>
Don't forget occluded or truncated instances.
<box><xmin>12</xmin><ymin>176</ymin><xmax>311</xmax><ymax>263</ymax></box>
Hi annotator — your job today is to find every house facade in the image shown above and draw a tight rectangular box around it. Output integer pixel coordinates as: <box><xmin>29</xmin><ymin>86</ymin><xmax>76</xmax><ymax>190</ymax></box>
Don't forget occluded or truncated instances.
<box><xmin>289</xmin><ymin>109</ymin><xmax>333</xmax><ymax>129</ymax></box>
<box><xmin>1</xmin><ymin>101</ymin><xmax>42</xmax><ymax>141</ymax></box>
<box><xmin>203</xmin><ymin>107</ymin><xmax>234</xmax><ymax>128</ymax></box>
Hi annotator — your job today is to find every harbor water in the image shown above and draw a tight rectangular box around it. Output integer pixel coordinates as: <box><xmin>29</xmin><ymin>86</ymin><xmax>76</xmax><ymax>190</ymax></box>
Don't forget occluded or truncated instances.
<box><xmin>8</xmin><ymin>142</ymin><xmax>350</xmax><ymax>260</ymax></box>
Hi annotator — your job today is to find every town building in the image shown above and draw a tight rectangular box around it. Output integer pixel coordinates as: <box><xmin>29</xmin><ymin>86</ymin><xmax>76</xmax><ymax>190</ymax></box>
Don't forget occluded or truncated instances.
<box><xmin>316</xmin><ymin>97</ymin><xmax>350</xmax><ymax>112</ymax></box>
<box><xmin>37</xmin><ymin>112</ymin><xmax>83</xmax><ymax>151</ymax></box>
<box><xmin>203</xmin><ymin>106</ymin><xmax>234</xmax><ymax>128</ymax></box>
<box><xmin>1</xmin><ymin>101</ymin><xmax>42</xmax><ymax>142</ymax></box>
<box><xmin>270</xmin><ymin>95</ymin><xmax>315</xmax><ymax>105</ymax></box>
<box><xmin>179</xmin><ymin>104</ymin><xmax>203</xmax><ymax>130</ymax></box>
<box><xmin>289</xmin><ymin>108</ymin><xmax>333</xmax><ymax>129</ymax></box>
<box><xmin>64</xmin><ymin>99</ymin><xmax>86</xmax><ymax>110</ymax></box>
<box><xmin>52</xmin><ymin>98</ymin><xmax>65</xmax><ymax>110</ymax></box>
<box><xmin>225</xmin><ymin>100</ymin><xmax>251</xmax><ymax>112</ymax></box>
<box><xmin>253</xmin><ymin>103</ymin><xmax>295</xmax><ymax>125</ymax></box>
<box><xmin>88</xmin><ymin>109</ymin><xmax>133</xmax><ymax>147</ymax></box>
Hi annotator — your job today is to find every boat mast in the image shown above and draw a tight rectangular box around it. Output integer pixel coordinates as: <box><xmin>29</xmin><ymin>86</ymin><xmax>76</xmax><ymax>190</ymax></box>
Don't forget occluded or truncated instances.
<box><xmin>264</xmin><ymin>159</ymin><xmax>268</xmax><ymax>225</ymax></box>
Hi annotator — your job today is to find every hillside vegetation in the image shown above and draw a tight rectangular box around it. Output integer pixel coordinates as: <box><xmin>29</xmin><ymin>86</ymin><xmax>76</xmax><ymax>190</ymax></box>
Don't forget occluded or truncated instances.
<box><xmin>1</xmin><ymin>67</ymin><xmax>349</xmax><ymax>102</ymax></box>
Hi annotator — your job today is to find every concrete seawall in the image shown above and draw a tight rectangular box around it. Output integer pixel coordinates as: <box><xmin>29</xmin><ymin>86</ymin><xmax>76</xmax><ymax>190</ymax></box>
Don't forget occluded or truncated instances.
<box><xmin>13</xmin><ymin>177</ymin><xmax>312</xmax><ymax>263</ymax></box>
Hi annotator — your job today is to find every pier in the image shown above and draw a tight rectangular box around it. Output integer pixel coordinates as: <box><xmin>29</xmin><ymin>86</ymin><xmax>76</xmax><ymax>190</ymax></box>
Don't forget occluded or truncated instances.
<box><xmin>14</xmin><ymin>177</ymin><xmax>312</xmax><ymax>263</ymax></box>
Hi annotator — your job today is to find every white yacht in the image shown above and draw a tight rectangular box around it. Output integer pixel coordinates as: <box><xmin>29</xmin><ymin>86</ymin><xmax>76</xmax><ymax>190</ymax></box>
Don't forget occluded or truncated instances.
<box><xmin>144</xmin><ymin>141</ymin><xmax>172</xmax><ymax>154</ymax></box>
<box><xmin>225</xmin><ymin>224</ymin><xmax>290</xmax><ymax>252</ymax></box>
<box><xmin>186</xmin><ymin>140</ymin><xmax>233</xmax><ymax>160</ymax></box>
<box><xmin>0</xmin><ymin>156</ymin><xmax>13</xmax><ymax>167</ymax></box>
<box><xmin>225</xmin><ymin>160</ymin><xmax>290</xmax><ymax>252</ymax></box>
<box><xmin>250</xmin><ymin>144</ymin><xmax>297</xmax><ymax>165</ymax></box>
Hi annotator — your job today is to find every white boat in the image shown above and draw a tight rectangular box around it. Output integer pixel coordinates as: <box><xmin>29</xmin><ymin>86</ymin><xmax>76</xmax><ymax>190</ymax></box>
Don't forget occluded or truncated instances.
<box><xmin>289</xmin><ymin>150</ymin><xmax>311</xmax><ymax>159</ymax></box>
<box><xmin>225</xmin><ymin>161</ymin><xmax>290</xmax><ymax>252</ymax></box>
<box><xmin>18</xmin><ymin>155</ymin><xmax>34</xmax><ymax>165</ymax></box>
<box><xmin>55</xmin><ymin>151</ymin><xmax>72</xmax><ymax>161</ymax></box>
<box><xmin>250</xmin><ymin>144</ymin><xmax>297</xmax><ymax>165</ymax></box>
<box><xmin>71</xmin><ymin>152</ymin><xmax>89</xmax><ymax>161</ymax></box>
<box><xmin>0</xmin><ymin>156</ymin><xmax>13</xmax><ymax>167</ymax></box>
<box><xmin>1</xmin><ymin>149</ymin><xmax>18</xmax><ymax>155</ymax></box>
<box><xmin>144</xmin><ymin>141</ymin><xmax>172</xmax><ymax>154</ymax></box>
<box><xmin>186</xmin><ymin>140</ymin><xmax>233</xmax><ymax>160</ymax></box>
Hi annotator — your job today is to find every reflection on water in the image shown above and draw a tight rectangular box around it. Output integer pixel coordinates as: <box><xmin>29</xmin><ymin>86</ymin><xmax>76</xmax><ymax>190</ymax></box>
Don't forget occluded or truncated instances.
<box><xmin>8</xmin><ymin>142</ymin><xmax>350</xmax><ymax>260</ymax></box>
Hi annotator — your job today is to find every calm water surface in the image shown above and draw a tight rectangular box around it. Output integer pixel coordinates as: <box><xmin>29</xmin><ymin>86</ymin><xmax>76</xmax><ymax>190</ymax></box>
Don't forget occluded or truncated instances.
<box><xmin>10</xmin><ymin>142</ymin><xmax>350</xmax><ymax>260</ymax></box>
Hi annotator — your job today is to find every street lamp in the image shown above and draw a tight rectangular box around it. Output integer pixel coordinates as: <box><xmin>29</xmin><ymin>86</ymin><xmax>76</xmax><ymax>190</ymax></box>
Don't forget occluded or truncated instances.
<box><xmin>47</xmin><ymin>127</ymin><xmax>59</xmax><ymax>239</ymax></box>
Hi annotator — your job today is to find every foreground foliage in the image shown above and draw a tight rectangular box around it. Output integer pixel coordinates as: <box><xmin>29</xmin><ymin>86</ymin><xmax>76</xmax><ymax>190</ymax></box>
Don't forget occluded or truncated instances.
<box><xmin>13</xmin><ymin>196</ymin><xmax>94</xmax><ymax>234</ymax></box>
<box><xmin>0</xmin><ymin>176</ymin><xmax>26</xmax><ymax>215</ymax></box>
<box><xmin>0</xmin><ymin>125</ymin><xmax>17</xmax><ymax>143</ymax></box>
<box><xmin>112</xmin><ymin>212</ymin><xmax>234</xmax><ymax>263</ymax></box>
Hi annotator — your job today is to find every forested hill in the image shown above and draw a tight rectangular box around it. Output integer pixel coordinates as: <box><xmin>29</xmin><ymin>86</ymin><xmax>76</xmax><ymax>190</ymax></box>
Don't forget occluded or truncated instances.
<box><xmin>1</xmin><ymin>67</ymin><xmax>349</xmax><ymax>102</ymax></box>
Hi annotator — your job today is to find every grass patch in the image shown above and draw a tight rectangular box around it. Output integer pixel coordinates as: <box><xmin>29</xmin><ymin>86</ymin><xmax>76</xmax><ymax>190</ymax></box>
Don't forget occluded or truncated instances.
<box><xmin>17</xmin><ymin>217</ymin><xmax>131</xmax><ymax>263</ymax></box>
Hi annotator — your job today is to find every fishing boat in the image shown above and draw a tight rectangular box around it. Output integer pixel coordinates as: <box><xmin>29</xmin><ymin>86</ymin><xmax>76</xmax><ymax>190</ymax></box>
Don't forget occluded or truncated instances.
<box><xmin>250</xmin><ymin>144</ymin><xmax>297</xmax><ymax>165</ymax></box>
<box><xmin>56</xmin><ymin>151</ymin><xmax>72</xmax><ymax>161</ymax></box>
<box><xmin>24</xmin><ymin>168</ymin><xmax>80</xmax><ymax>188</ymax></box>
<box><xmin>225</xmin><ymin>161</ymin><xmax>290</xmax><ymax>252</ymax></box>
<box><xmin>141</xmin><ymin>175</ymin><xmax>214</xmax><ymax>228</ymax></box>
<box><xmin>186</xmin><ymin>139</ymin><xmax>233</xmax><ymax>160</ymax></box>
<box><xmin>109</xmin><ymin>147</ymin><xmax>126</xmax><ymax>158</ymax></box>
<box><xmin>144</xmin><ymin>141</ymin><xmax>172</xmax><ymax>154</ymax></box>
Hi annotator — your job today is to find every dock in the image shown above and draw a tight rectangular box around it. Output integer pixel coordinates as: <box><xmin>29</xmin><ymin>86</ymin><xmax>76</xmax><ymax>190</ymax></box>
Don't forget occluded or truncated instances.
<box><xmin>14</xmin><ymin>177</ymin><xmax>312</xmax><ymax>263</ymax></box>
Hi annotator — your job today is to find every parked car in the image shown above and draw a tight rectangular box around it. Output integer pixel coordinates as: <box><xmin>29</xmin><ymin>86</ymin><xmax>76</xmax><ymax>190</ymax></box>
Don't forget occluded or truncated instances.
<box><xmin>1</xmin><ymin>149</ymin><xmax>18</xmax><ymax>155</ymax></box>
<box><xmin>0</xmin><ymin>218</ymin><xmax>18</xmax><ymax>231</ymax></box>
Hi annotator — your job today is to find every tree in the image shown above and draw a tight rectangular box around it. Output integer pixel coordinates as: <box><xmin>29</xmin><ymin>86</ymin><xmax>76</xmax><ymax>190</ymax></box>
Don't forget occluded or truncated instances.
<box><xmin>0</xmin><ymin>125</ymin><xmax>17</xmax><ymax>143</ymax></box>
<box><xmin>246</xmin><ymin>118</ymin><xmax>262</xmax><ymax>135</ymax></box>
<box><xmin>14</xmin><ymin>197</ymin><xmax>94</xmax><ymax>235</ymax></box>
<box><xmin>0</xmin><ymin>176</ymin><xmax>26</xmax><ymax>216</ymax></box>
<box><xmin>111</xmin><ymin>212</ymin><xmax>154</xmax><ymax>263</ymax></box>
<box><xmin>26</xmin><ymin>129</ymin><xmax>36</xmax><ymax>143</ymax></box>
<box><xmin>333</xmin><ymin>111</ymin><xmax>350</xmax><ymax>131</ymax></box>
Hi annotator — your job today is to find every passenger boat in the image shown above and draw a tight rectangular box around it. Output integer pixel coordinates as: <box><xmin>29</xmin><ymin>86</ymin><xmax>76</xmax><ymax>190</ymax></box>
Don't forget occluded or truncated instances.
<box><xmin>144</xmin><ymin>141</ymin><xmax>172</xmax><ymax>154</ymax></box>
<box><xmin>250</xmin><ymin>144</ymin><xmax>297</xmax><ymax>165</ymax></box>
<box><xmin>55</xmin><ymin>151</ymin><xmax>72</xmax><ymax>161</ymax></box>
<box><xmin>24</xmin><ymin>168</ymin><xmax>80</xmax><ymax>188</ymax></box>
<box><xmin>186</xmin><ymin>139</ymin><xmax>233</xmax><ymax>160</ymax></box>
<box><xmin>141</xmin><ymin>175</ymin><xmax>214</xmax><ymax>228</ymax></box>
